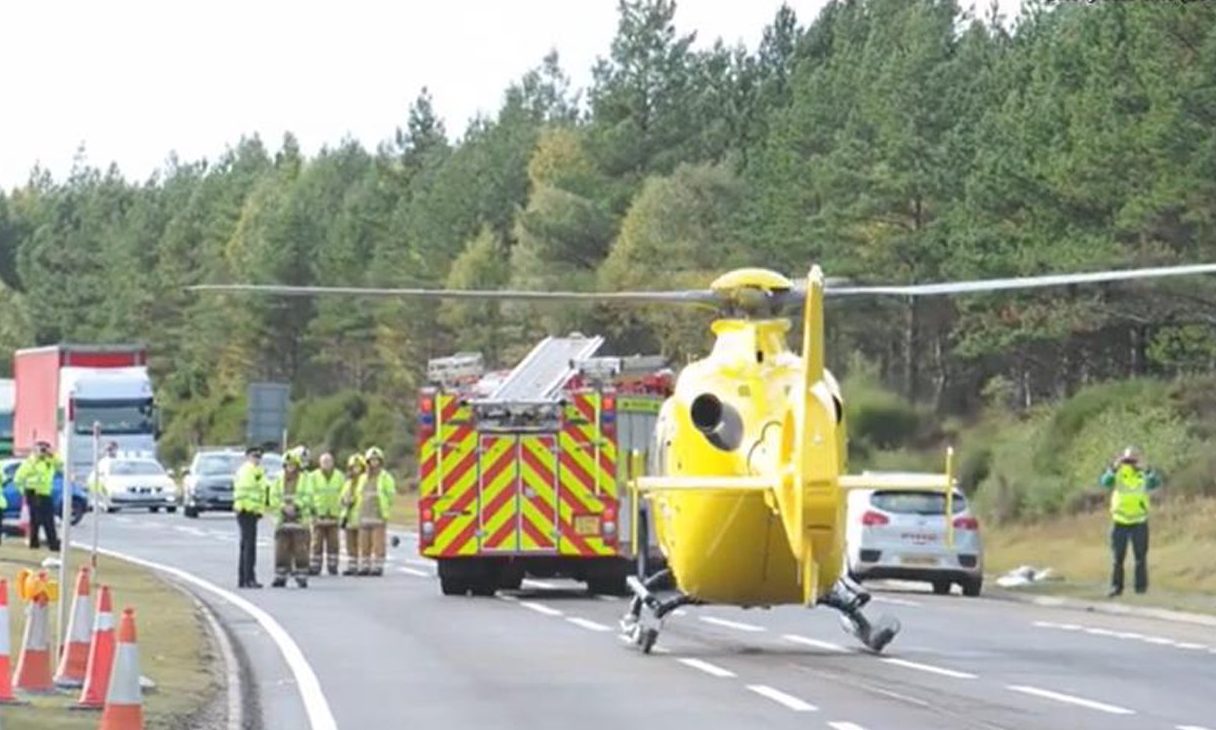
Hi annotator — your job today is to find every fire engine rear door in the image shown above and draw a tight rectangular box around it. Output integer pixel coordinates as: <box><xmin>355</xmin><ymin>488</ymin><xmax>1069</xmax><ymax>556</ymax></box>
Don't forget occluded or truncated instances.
<box><xmin>517</xmin><ymin>434</ymin><xmax>559</xmax><ymax>551</ymax></box>
<box><xmin>478</xmin><ymin>434</ymin><xmax>519</xmax><ymax>551</ymax></box>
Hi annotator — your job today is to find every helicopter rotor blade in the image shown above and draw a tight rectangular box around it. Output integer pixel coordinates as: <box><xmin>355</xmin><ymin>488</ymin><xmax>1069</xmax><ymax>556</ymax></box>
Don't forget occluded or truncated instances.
<box><xmin>822</xmin><ymin>262</ymin><xmax>1216</xmax><ymax>297</ymax></box>
<box><xmin>188</xmin><ymin>283</ymin><xmax>722</xmax><ymax>305</ymax></box>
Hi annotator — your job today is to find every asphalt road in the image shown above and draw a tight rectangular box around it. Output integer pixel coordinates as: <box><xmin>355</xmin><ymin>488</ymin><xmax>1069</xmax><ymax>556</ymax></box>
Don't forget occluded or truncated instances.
<box><xmin>67</xmin><ymin>511</ymin><xmax>1215</xmax><ymax>730</ymax></box>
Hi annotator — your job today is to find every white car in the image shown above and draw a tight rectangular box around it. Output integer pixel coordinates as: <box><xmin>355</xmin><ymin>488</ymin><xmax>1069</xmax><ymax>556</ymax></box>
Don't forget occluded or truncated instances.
<box><xmin>91</xmin><ymin>456</ymin><xmax>178</xmax><ymax>513</ymax></box>
<box><xmin>845</xmin><ymin>485</ymin><xmax>983</xmax><ymax>596</ymax></box>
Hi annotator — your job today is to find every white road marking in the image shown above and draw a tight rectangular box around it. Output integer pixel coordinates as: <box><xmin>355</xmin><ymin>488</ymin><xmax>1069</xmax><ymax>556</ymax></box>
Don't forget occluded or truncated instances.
<box><xmin>566</xmin><ymin>617</ymin><xmax>611</xmax><ymax>632</ymax></box>
<box><xmin>880</xmin><ymin>657</ymin><xmax>977</xmax><ymax>679</ymax></box>
<box><xmin>699</xmin><ymin>616</ymin><xmax>765</xmax><ymax>633</ymax></box>
<box><xmin>1037</xmin><ymin>620</ymin><xmax>1208</xmax><ymax>652</ymax></box>
<box><xmin>595</xmin><ymin>595</ymin><xmax>620</xmax><ymax>602</ymax></box>
<box><xmin>1143</xmin><ymin>636</ymin><xmax>1176</xmax><ymax>645</ymax></box>
<box><xmin>677</xmin><ymin>658</ymin><xmax>736</xmax><ymax>678</ymax></box>
<box><xmin>397</xmin><ymin>567</ymin><xmax>430</xmax><ymax>577</ymax></box>
<box><xmin>79</xmin><ymin>543</ymin><xmax>337</xmax><ymax>730</ymax></box>
<box><xmin>1084</xmin><ymin>628</ymin><xmax>1119</xmax><ymax>637</ymax></box>
<box><xmin>519</xmin><ymin>601</ymin><xmax>563</xmax><ymax>617</ymax></box>
<box><xmin>828</xmin><ymin>723</ymin><xmax>867</xmax><ymax>730</ymax></box>
<box><xmin>522</xmin><ymin>579</ymin><xmax>559</xmax><ymax>590</ymax></box>
<box><xmin>1007</xmin><ymin>685</ymin><xmax>1135</xmax><ymax>715</ymax></box>
<box><xmin>497</xmin><ymin>594</ymin><xmax>520</xmax><ymax>603</ymax></box>
<box><xmin>1177</xmin><ymin>725</ymin><xmax>1213</xmax><ymax>730</ymax></box>
<box><xmin>403</xmin><ymin>558</ymin><xmax>431</xmax><ymax>567</ymax></box>
<box><xmin>174</xmin><ymin>526</ymin><xmax>208</xmax><ymax>537</ymax></box>
<box><xmin>871</xmin><ymin>596</ymin><xmax>921</xmax><ymax>607</ymax></box>
<box><xmin>783</xmin><ymin>634</ymin><xmax>849</xmax><ymax>653</ymax></box>
<box><xmin>672</xmin><ymin>608</ymin><xmax>688</xmax><ymax>616</ymax></box>
<box><xmin>746</xmin><ymin>685</ymin><xmax>817</xmax><ymax>712</ymax></box>
<box><xmin>1176</xmin><ymin>642</ymin><xmax>1207</xmax><ymax>650</ymax></box>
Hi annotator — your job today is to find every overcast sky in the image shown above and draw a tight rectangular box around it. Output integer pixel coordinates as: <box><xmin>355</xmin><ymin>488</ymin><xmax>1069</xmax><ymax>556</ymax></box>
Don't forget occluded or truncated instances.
<box><xmin>0</xmin><ymin>0</ymin><xmax>1026</xmax><ymax>191</ymax></box>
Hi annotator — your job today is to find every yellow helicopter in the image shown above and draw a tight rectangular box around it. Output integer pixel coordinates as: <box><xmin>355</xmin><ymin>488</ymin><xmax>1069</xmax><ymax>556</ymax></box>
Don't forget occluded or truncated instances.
<box><xmin>192</xmin><ymin>260</ymin><xmax>1216</xmax><ymax>654</ymax></box>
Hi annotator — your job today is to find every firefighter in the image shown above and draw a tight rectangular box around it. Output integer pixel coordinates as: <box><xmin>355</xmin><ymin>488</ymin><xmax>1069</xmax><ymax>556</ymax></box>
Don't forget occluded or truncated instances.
<box><xmin>15</xmin><ymin>441</ymin><xmax>63</xmax><ymax>551</ymax></box>
<box><xmin>339</xmin><ymin>453</ymin><xmax>366</xmax><ymax>576</ymax></box>
<box><xmin>233</xmin><ymin>445</ymin><xmax>266</xmax><ymax>589</ymax></box>
<box><xmin>309</xmin><ymin>452</ymin><xmax>344</xmax><ymax>576</ymax></box>
<box><xmin>268</xmin><ymin>450</ymin><xmax>314</xmax><ymax>588</ymax></box>
<box><xmin>351</xmin><ymin>446</ymin><xmax>395</xmax><ymax>576</ymax></box>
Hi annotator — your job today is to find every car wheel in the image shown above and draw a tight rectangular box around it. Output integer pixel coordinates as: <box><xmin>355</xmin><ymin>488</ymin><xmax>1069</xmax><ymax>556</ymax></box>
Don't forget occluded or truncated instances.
<box><xmin>184</xmin><ymin>505</ymin><xmax>199</xmax><ymax>519</ymax></box>
<box><xmin>961</xmin><ymin>577</ymin><xmax>982</xmax><ymax>597</ymax></box>
<box><xmin>167</xmin><ymin>506</ymin><xmax>178</xmax><ymax>514</ymax></box>
<box><xmin>106</xmin><ymin>506</ymin><xmax>120</xmax><ymax>514</ymax></box>
<box><xmin>150</xmin><ymin>507</ymin><xmax>161</xmax><ymax>513</ymax></box>
<box><xmin>932</xmin><ymin>579</ymin><xmax>952</xmax><ymax>595</ymax></box>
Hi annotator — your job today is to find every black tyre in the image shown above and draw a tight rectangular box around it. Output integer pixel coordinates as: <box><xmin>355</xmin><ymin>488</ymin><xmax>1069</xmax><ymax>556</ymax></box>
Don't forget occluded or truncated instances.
<box><xmin>961</xmin><ymin>577</ymin><xmax>982</xmax><ymax>597</ymax></box>
<box><xmin>166</xmin><ymin>506</ymin><xmax>177</xmax><ymax>514</ymax></box>
<box><xmin>184</xmin><ymin>505</ymin><xmax>199</xmax><ymax>518</ymax></box>
<box><xmin>440</xmin><ymin>575</ymin><xmax>468</xmax><ymax>596</ymax></box>
<box><xmin>150</xmin><ymin>507</ymin><xmax>161</xmax><ymax>513</ymax></box>
<box><xmin>932</xmin><ymin>579</ymin><xmax>951</xmax><ymax>595</ymax></box>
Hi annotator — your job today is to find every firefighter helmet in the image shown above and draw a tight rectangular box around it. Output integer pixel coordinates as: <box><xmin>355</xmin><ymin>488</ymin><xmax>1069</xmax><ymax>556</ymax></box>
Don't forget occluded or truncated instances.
<box><xmin>364</xmin><ymin>446</ymin><xmax>385</xmax><ymax>464</ymax></box>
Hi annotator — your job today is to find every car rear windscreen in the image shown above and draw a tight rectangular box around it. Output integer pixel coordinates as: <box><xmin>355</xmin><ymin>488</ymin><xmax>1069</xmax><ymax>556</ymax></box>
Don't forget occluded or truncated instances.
<box><xmin>870</xmin><ymin>490</ymin><xmax>967</xmax><ymax>515</ymax></box>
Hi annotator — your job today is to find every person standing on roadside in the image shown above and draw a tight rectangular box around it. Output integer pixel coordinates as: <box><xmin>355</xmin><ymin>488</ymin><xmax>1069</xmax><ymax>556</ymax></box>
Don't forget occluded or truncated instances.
<box><xmin>1099</xmin><ymin>446</ymin><xmax>1162</xmax><ymax>597</ymax></box>
<box><xmin>234</xmin><ymin>445</ymin><xmax>267</xmax><ymax>589</ymax></box>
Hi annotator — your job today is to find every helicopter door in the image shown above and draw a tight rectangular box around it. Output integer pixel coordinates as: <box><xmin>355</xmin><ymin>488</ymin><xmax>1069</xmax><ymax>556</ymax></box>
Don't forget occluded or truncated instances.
<box><xmin>517</xmin><ymin>434</ymin><xmax>559</xmax><ymax>552</ymax></box>
<box><xmin>478</xmin><ymin>434</ymin><xmax>520</xmax><ymax>552</ymax></box>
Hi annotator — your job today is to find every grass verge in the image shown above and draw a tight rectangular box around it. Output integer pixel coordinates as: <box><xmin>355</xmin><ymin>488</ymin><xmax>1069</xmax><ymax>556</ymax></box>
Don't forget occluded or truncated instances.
<box><xmin>984</xmin><ymin>497</ymin><xmax>1216</xmax><ymax>615</ymax></box>
<box><xmin>0</xmin><ymin>541</ymin><xmax>218</xmax><ymax>730</ymax></box>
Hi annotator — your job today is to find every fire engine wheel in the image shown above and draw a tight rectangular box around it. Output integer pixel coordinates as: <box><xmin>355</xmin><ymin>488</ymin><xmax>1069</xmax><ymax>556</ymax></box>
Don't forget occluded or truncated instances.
<box><xmin>440</xmin><ymin>575</ymin><xmax>468</xmax><ymax>596</ymax></box>
<box><xmin>640</xmin><ymin>628</ymin><xmax>658</xmax><ymax>654</ymax></box>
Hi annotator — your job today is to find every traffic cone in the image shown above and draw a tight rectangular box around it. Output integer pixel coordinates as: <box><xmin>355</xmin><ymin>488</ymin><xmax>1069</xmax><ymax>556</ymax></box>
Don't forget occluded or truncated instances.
<box><xmin>98</xmin><ymin>608</ymin><xmax>143</xmax><ymax>730</ymax></box>
<box><xmin>75</xmin><ymin>585</ymin><xmax>116</xmax><ymax>710</ymax></box>
<box><xmin>55</xmin><ymin>565</ymin><xmax>94</xmax><ymax>688</ymax></box>
<box><xmin>13</xmin><ymin>572</ymin><xmax>55</xmax><ymax>693</ymax></box>
<box><xmin>0</xmin><ymin>578</ymin><xmax>27</xmax><ymax>705</ymax></box>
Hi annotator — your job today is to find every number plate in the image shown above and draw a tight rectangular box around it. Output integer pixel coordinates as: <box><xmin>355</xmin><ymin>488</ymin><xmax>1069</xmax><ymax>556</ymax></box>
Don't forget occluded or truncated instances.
<box><xmin>901</xmin><ymin>555</ymin><xmax>937</xmax><ymax>566</ymax></box>
<box><xmin>574</xmin><ymin>516</ymin><xmax>600</xmax><ymax>536</ymax></box>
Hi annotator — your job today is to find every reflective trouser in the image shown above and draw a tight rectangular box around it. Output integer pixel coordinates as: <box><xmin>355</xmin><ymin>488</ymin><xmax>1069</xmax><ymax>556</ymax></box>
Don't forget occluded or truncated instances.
<box><xmin>310</xmin><ymin>521</ymin><xmax>341</xmax><ymax>574</ymax></box>
<box><xmin>358</xmin><ymin>522</ymin><xmax>387</xmax><ymax>573</ymax></box>
<box><xmin>344</xmin><ymin>526</ymin><xmax>360</xmax><ymax>570</ymax></box>
<box><xmin>275</xmin><ymin>525</ymin><xmax>310</xmax><ymax>578</ymax></box>
<box><xmin>1111</xmin><ymin>521</ymin><xmax>1149</xmax><ymax>594</ymax></box>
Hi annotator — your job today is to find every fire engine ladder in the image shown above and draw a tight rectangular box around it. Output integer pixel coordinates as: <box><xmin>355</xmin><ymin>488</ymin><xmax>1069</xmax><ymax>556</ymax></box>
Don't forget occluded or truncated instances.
<box><xmin>487</xmin><ymin>335</ymin><xmax>605</xmax><ymax>403</ymax></box>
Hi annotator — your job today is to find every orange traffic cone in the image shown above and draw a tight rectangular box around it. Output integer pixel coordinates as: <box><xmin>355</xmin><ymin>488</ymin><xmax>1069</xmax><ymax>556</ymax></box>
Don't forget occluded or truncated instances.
<box><xmin>0</xmin><ymin>578</ymin><xmax>27</xmax><ymax>705</ymax></box>
<box><xmin>75</xmin><ymin>585</ymin><xmax>116</xmax><ymax>710</ymax></box>
<box><xmin>55</xmin><ymin>565</ymin><xmax>94</xmax><ymax>688</ymax></box>
<box><xmin>14</xmin><ymin>571</ymin><xmax>55</xmax><ymax>693</ymax></box>
<box><xmin>99</xmin><ymin>608</ymin><xmax>143</xmax><ymax>730</ymax></box>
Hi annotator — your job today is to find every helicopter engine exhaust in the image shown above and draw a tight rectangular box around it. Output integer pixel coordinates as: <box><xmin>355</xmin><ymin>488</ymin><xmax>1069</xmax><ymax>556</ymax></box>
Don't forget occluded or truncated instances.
<box><xmin>690</xmin><ymin>393</ymin><xmax>743</xmax><ymax>451</ymax></box>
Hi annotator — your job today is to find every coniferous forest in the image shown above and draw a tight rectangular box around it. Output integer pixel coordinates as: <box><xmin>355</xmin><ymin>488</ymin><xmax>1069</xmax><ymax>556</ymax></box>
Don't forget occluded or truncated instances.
<box><xmin>3</xmin><ymin>0</ymin><xmax>1215</xmax><ymax>495</ymax></box>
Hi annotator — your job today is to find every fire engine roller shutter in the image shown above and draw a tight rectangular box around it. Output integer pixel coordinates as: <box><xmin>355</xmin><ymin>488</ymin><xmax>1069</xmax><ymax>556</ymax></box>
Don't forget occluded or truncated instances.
<box><xmin>478</xmin><ymin>434</ymin><xmax>519</xmax><ymax>551</ymax></box>
<box><xmin>518</xmin><ymin>435</ymin><xmax>559</xmax><ymax>551</ymax></box>
<box><xmin>558</xmin><ymin>393</ymin><xmax>616</xmax><ymax>557</ymax></box>
<box><xmin>424</xmin><ymin>394</ymin><xmax>479</xmax><ymax>557</ymax></box>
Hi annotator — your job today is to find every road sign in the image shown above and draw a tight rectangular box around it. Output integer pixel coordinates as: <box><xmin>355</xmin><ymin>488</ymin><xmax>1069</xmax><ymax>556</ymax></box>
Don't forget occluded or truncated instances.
<box><xmin>247</xmin><ymin>382</ymin><xmax>290</xmax><ymax>446</ymax></box>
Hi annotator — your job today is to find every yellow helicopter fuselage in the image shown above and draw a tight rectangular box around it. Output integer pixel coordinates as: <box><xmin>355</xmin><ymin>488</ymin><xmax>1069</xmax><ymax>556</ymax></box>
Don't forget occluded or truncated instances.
<box><xmin>647</xmin><ymin>316</ymin><xmax>849</xmax><ymax>607</ymax></box>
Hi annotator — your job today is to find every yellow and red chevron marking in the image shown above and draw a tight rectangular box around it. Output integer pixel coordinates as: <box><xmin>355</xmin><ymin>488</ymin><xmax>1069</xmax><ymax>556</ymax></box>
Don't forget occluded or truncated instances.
<box><xmin>419</xmin><ymin>394</ymin><xmax>473</xmax><ymax>497</ymax></box>
<box><xmin>518</xmin><ymin>436</ymin><xmax>558</xmax><ymax>551</ymax></box>
<box><xmin>421</xmin><ymin>394</ymin><xmax>479</xmax><ymax>557</ymax></box>
<box><xmin>478</xmin><ymin>435</ymin><xmax>519</xmax><ymax>551</ymax></box>
<box><xmin>562</xmin><ymin>392</ymin><xmax>617</xmax><ymax>499</ymax></box>
<box><xmin>558</xmin><ymin>395</ymin><xmax>618</xmax><ymax>557</ymax></box>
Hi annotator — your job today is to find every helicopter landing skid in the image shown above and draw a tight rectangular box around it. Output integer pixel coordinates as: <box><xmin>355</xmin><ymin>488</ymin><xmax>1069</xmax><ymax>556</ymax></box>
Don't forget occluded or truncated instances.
<box><xmin>819</xmin><ymin>580</ymin><xmax>900</xmax><ymax>653</ymax></box>
<box><xmin>620</xmin><ymin>571</ymin><xmax>694</xmax><ymax>654</ymax></box>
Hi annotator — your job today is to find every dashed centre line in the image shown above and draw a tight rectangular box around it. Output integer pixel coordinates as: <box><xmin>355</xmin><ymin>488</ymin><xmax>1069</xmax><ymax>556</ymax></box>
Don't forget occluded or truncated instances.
<box><xmin>566</xmin><ymin>617</ymin><xmax>611</xmax><ymax>632</ymax></box>
<box><xmin>1007</xmin><ymin>685</ymin><xmax>1135</xmax><ymax>715</ymax></box>
<box><xmin>519</xmin><ymin>601</ymin><xmax>563</xmax><ymax>617</ymax></box>
<box><xmin>397</xmin><ymin>567</ymin><xmax>430</xmax><ymax>577</ymax></box>
<box><xmin>699</xmin><ymin>616</ymin><xmax>766</xmax><ymax>633</ymax></box>
<box><xmin>746</xmin><ymin>684</ymin><xmax>817</xmax><ymax>712</ymax></box>
<box><xmin>783</xmin><ymin>634</ymin><xmax>849</xmax><ymax>653</ymax></box>
<box><xmin>1034</xmin><ymin>620</ymin><xmax>1209</xmax><ymax>653</ymax></box>
<box><xmin>828</xmin><ymin>723</ymin><xmax>867</xmax><ymax>730</ymax></box>
<box><xmin>880</xmin><ymin>657</ymin><xmax>977</xmax><ymax>680</ymax></box>
<box><xmin>677</xmin><ymin>658</ymin><xmax>736</xmax><ymax>678</ymax></box>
